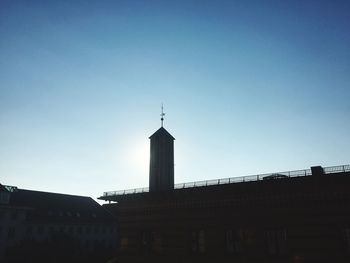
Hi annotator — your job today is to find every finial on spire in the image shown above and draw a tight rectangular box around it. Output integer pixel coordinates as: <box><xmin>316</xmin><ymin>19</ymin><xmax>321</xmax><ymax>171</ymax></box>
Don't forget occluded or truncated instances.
<box><xmin>160</xmin><ymin>103</ymin><xmax>165</xmax><ymax>127</ymax></box>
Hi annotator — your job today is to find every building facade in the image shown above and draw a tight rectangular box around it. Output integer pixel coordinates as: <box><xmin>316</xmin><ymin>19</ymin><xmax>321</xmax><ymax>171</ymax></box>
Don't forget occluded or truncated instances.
<box><xmin>100</xmin><ymin>125</ymin><xmax>350</xmax><ymax>263</ymax></box>
<box><xmin>0</xmin><ymin>184</ymin><xmax>117</xmax><ymax>263</ymax></box>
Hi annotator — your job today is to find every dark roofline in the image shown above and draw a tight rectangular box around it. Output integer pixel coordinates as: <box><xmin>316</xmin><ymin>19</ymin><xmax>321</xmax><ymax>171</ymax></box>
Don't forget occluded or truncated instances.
<box><xmin>17</xmin><ymin>188</ymin><xmax>92</xmax><ymax>199</ymax></box>
<box><xmin>4</xmin><ymin>187</ymin><xmax>115</xmax><ymax>221</ymax></box>
<box><xmin>99</xmin><ymin>164</ymin><xmax>350</xmax><ymax>201</ymax></box>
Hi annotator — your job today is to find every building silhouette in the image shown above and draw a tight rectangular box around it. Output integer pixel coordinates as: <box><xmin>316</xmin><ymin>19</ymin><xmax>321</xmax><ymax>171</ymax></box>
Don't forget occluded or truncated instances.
<box><xmin>100</xmin><ymin>123</ymin><xmax>350</xmax><ymax>263</ymax></box>
<box><xmin>0</xmin><ymin>184</ymin><xmax>117</xmax><ymax>263</ymax></box>
<box><xmin>149</xmin><ymin>126</ymin><xmax>175</xmax><ymax>192</ymax></box>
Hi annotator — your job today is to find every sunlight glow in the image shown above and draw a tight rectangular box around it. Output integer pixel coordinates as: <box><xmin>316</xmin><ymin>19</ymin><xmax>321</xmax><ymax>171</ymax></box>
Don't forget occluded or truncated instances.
<box><xmin>127</xmin><ymin>140</ymin><xmax>150</xmax><ymax>175</ymax></box>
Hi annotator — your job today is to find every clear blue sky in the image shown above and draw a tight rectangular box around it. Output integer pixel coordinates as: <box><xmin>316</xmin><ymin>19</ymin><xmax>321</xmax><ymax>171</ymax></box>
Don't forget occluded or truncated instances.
<box><xmin>1</xmin><ymin>0</ymin><xmax>349</xmax><ymax>202</ymax></box>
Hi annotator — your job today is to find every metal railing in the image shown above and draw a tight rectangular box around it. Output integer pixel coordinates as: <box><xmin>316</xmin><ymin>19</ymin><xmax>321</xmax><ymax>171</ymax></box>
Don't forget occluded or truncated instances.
<box><xmin>102</xmin><ymin>164</ymin><xmax>350</xmax><ymax>197</ymax></box>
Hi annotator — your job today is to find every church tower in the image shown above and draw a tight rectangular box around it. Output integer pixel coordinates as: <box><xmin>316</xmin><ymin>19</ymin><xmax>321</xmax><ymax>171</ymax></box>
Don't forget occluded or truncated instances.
<box><xmin>149</xmin><ymin>106</ymin><xmax>175</xmax><ymax>192</ymax></box>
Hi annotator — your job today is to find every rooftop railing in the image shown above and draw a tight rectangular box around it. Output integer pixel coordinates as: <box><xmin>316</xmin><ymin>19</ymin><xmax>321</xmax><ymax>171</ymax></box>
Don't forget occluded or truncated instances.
<box><xmin>102</xmin><ymin>164</ymin><xmax>350</xmax><ymax>197</ymax></box>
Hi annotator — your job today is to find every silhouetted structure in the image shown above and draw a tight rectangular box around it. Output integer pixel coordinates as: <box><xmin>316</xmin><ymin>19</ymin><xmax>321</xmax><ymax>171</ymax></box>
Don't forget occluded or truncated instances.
<box><xmin>149</xmin><ymin>127</ymin><xmax>175</xmax><ymax>192</ymax></box>
<box><xmin>99</xmin><ymin>124</ymin><xmax>350</xmax><ymax>263</ymax></box>
<box><xmin>0</xmin><ymin>184</ymin><xmax>117</xmax><ymax>263</ymax></box>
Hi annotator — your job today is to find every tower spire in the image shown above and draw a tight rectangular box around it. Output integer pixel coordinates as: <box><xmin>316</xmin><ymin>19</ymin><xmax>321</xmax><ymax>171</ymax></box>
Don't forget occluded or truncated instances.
<box><xmin>160</xmin><ymin>103</ymin><xmax>165</xmax><ymax>127</ymax></box>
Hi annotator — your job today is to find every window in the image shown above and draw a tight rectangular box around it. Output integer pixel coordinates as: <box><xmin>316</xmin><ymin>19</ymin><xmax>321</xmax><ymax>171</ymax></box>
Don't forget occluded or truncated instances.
<box><xmin>37</xmin><ymin>225</ymin><xmax>44</xmax><ymax>235</ymax></box>
<box><xmin>226</xmin><ymin>230</ymin><xmax>240</xmax><ymax>253</ymax></box>
<box><xmin>141</xmin><ymin>231</ymin><xmax>153</xmax><ymax>252</ymax></box>
<box><xmin>345</xmin><ymin>228</ymin><xmax>350</xmax><ymax>253</ymax></box>
<box><xmin>7</xmin><ymin>227</ymin><xmax>15</xmax><ymax>239</ymax></box>
<box><xmin>140</xmin><ymin>231</ymin><xmax>162</xmax><ymax>253</ymax></box>
<box><xmin>26</xmin><ymin>225</ymin><xmax>33</xmax><ymax>235</ymax></box>
<box><xmin>198</xmin><ymin>230</ymin><xmax>205</xmax><ymax>253</ymax></box>
<box><xmin>152</xmin><ymin>232</ymin><xmax>162</xmax><ymax>253</ymax></box>
<box><xmin>265</xmin><ymin>229</ymin><xmax>287</xmax><ymax>255</ymax></box>
<box><xmin>0</xmin><ymin>211</ymin><xmax>6</xmax><ymax>220</ymax></box>
<box><xmin>11</xmin><ymin>211</ymin><xmax>17</xmax><ymax>220</ymax></box>
<box><xmin>120</xmin><ymin>237</ymin><xmax>128</xmax><ymax>251</ymax></box>
<box><xmin>191</xmin><ymin>230</ymin><xmax>205</xmax><ymax>253</ymax></box>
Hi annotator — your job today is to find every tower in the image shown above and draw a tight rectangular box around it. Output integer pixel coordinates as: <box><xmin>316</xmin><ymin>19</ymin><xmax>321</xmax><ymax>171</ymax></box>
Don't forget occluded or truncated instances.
<box><xmin>149</xmin><ymin>106</ymin><xmax>175</xmax><ymax>192</ymax></box>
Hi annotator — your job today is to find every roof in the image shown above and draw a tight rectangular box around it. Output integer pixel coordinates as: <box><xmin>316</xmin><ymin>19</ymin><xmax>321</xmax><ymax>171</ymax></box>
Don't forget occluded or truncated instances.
<box><xmin>149</xmin><ymin>127</ymin><xmax>175</xmax><ymax>140</ymax></box>
<box><xmin>9</xmin><ymin>189</ymin><xmax>97</xmax><ymax>211</ymax></box>
<box><xmin>1</xmin><ymin>186</ymin><xmax>114</xmax><ymax>223</ymax></box>
<box><xmin>99</xmin><ymin>164</ymin><xmax>350</xmax><ymax>202</ymax></box>
<box><xmin>101</xmin><ymin>169</ymin><xmax>350</xmax><ymax>203</ymax></box>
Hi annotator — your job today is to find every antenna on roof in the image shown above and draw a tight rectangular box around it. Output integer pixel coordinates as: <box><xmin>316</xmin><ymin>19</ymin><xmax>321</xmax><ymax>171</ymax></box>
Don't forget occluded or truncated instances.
<box><xmin>160</xmin><ymin>103</ymin><xmax>165</xmax><ymax>127</ymax></box>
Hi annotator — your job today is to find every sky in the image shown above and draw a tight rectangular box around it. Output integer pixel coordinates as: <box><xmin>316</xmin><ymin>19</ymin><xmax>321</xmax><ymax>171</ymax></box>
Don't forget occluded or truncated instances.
<box><xmin>1</xmin><ymin>0</ymin><xmax>350</xmax><ymax>202</ymax></box>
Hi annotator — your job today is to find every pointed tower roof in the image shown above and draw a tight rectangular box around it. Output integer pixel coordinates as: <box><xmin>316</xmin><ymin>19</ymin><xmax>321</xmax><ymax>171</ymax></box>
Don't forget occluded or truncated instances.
<box><xmin>149</xmin><ymin>127</ymin><xmax>175</xmax><ymax>140</ymax></box>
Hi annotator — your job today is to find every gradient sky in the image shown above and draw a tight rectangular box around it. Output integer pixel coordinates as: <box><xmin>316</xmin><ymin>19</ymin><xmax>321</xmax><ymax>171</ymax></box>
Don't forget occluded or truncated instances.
<box><xmin>1</xmin><ymin>0</ymin><xmax>349</xmax><ymax>202</ymax></box>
